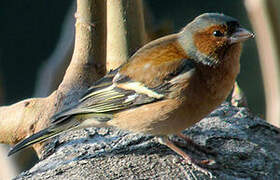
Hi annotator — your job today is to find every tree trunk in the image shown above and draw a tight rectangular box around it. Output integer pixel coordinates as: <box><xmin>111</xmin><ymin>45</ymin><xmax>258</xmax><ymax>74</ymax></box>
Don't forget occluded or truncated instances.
<box><xmin>14</xmin><ymin>103</ymin><xmax>280</xmax><ymax>179</ymax></box>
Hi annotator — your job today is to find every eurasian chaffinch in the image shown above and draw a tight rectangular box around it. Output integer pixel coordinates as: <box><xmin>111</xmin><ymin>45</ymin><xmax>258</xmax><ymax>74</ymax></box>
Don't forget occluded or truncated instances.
<box><xmin>8</xmin><ymin>13</ymin><xmax>254</xmax><ymax>172</ymax></box>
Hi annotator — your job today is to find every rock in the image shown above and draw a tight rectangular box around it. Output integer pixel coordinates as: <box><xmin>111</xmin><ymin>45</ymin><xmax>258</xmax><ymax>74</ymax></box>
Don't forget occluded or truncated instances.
<box><xmin>15</xmin><ymin>103</ymin><xmax>280</xmax><ymax>179</ymax></box>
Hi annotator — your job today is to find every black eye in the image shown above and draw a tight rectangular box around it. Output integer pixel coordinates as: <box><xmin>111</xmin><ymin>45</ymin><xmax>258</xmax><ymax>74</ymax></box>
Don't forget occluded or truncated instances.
<box><xmin>213</xmin><ymin>30</ymin><xmax>224</xmax><ymax>37</ymax></box>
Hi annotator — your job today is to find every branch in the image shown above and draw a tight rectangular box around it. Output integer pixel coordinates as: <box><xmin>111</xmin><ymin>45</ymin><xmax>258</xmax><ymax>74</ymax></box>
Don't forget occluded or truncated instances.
<box><xmin>0</xmin><ymin>0</ymin><xmax>106</xmax><ymax>158</ymax></box>
<box><xmin>14</xmin><ymin>104</ymin><xmax>280</xmax><ymax>179</ymax></box>
<box><xmin>59</xmin><ymin>0</ymin><xmax>106</xmax><ymax>93</ymax></box>
<box><xmin>244</xmin><ymin>0</ymin><xmax>280</xmax><ymax>127</ymax></box>
<box><xmin>106</xmin><ymin>0</ymin><xmax>147</xmax><ymax>71</ymax></box>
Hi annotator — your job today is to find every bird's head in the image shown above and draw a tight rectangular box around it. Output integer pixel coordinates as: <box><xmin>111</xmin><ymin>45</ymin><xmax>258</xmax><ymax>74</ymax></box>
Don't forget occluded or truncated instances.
<box><xmin>178</xmin><ymin>13</ymin><xmax>255</xmax><ymax>66</ymax></box>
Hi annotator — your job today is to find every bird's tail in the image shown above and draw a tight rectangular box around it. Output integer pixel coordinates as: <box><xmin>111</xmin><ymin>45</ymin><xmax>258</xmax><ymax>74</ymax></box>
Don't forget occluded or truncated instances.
<box><xmin>8</xmin><ymin>116</ymin><xmax>78</xmax><ymax>156</ymax></box>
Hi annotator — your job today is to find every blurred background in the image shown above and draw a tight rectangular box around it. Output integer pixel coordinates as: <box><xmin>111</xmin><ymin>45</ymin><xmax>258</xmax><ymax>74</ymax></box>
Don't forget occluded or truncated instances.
<box><xmin>0</xmin><ymin>0</ymin><xmax>263</xmax><ymax>115</ymax></box>
<box><xmin>0</xmin><ymin>0</ymin><xmax>272</xmax><ymax>178</ymax></box>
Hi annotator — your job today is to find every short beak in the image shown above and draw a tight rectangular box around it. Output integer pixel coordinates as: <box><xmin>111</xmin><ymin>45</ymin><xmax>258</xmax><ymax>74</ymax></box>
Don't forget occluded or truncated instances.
<box><xmin>229</xmin><ymin>27</ymin><xmax>255</xmax><ymax>44</ymax></box>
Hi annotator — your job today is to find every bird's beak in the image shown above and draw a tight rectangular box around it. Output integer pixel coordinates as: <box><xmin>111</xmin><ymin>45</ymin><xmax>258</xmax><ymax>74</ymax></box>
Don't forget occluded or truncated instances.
<box><xmin>229</xmin><ymin>27</ymin><xmax>255</xmax><ymax>44</ymax></box>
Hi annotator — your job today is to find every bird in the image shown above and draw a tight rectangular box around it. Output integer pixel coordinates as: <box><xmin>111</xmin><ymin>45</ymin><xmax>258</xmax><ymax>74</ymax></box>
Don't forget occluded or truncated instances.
<box><xmin>8</xmin><ymin>13</ymin><xmax>254</xmax><ymax>173</ymax></box>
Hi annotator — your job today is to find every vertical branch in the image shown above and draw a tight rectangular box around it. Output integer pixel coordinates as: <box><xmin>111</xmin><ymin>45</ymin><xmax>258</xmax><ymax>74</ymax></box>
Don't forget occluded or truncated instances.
<box><xmin>106</xmin><ymin>0</ymin><xmax>129</xmax><ymax>71</ymax></box>
<box><xmin>60</xmin><ymin>0</ymin><xmax>107</xmax><ymax>93</ymax></box>
<box><xmin>106</xmin><ymin>0</ymin><xmax>147</xmax><ymax>71</ymax></box>
<box><xmin>125</xmin><ymin>0</ymin><xmax>148</xmax><ymax>55</ymax></box>
<box><xmin>0</xmin><ymin>0</ymin><xmax>107</xmax><ymax>158</ymax></box>
<box><xmin>245</xmin><ymin>0</ymin><xmax>280</xmax><ymax>127</ymax></box>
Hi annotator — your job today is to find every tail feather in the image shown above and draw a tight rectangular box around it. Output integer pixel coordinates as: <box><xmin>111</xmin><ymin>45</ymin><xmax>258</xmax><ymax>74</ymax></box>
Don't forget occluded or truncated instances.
<box><xmin>8</xmin><ymin>127</ymin><xmax>63</xmax><ymax>156</ymax></box>
<box><xmin>8</xmin><ymin>115</ymin><xmax>79</xmax><ymax>156</ymax></box>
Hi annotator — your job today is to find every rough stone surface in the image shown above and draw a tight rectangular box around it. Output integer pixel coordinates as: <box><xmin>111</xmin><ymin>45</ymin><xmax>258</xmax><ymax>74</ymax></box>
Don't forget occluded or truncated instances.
<box><xmin>15</xmin><ymin>103</ymin><xmax>280</xmax><ymax>179</ymax></box>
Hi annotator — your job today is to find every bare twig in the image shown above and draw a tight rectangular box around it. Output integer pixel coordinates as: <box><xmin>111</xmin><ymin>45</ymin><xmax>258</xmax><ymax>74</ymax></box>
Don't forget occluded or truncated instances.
<box><xmin>0</xmin><ymin>0</ymin><xmax>106</xmax><ymax>158</ymax></box>
<box><xmin>106</xmin><ymin>0</ymin><xmax>147</xmax><ymax>71</ymax></box>
<box><xmin>245</xmin><ymin>0</ymin><xmax>280</xmax><ymax>127</ymax></box>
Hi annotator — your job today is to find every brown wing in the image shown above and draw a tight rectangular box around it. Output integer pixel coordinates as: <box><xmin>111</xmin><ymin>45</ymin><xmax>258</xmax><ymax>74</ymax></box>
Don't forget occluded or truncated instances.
<box><xmin>52</xmin><ymin>34</ymin><xmax>196</xmax><ymax>124</ymax></box>
<box><xmin>119</xmin><ymin>34</ymin><xmax>190</xmax><ymax>88</ymax></box>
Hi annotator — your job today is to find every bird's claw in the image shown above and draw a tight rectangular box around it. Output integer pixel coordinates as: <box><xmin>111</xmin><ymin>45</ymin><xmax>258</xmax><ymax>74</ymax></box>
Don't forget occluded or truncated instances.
<box><xmin>187</xmin><ymin>160</ymin><xmax>214</xmax><ymax>178</ymax></box>
<box><xmin>176</xmin><ymin>133</ymin><xmax>217</xmax><ymax>156</ymax></box>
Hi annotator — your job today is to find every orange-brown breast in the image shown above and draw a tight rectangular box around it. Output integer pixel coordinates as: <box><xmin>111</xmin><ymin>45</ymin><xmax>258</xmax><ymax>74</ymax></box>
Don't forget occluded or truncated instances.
<box><xmin>119</xmin><ymin>34</ymin><xmax>189</xmax><ymax>88</ymax></box>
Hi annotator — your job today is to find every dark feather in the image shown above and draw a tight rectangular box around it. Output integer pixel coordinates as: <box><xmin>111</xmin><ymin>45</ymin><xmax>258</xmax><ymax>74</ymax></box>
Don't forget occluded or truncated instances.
<box><xmin>8</xmin><ymin>116</ymin><xmax>79</xmax><ymax>156</ymax></box>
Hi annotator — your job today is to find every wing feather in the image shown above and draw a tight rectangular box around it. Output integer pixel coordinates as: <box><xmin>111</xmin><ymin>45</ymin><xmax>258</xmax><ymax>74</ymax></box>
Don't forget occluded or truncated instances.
<box><xmin>52</xmin><ymin>36</ymin><xmax>196</xmax><ymax>124</ymax></box>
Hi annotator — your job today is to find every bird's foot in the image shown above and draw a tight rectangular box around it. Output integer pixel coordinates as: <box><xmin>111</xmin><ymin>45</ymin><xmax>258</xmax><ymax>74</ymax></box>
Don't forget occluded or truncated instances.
<box><xmin>158</xmin><ymin>136</ymin><xmax>216</xmax><ymax>177</ymax></box>
<box><xmin>186</xmin><ymin>156</ymin><xmax>219</xmax><ymax>178</ymax></box>
<box><xmin>187</xmin><ymin>160</ymin><xmax>213</xmax><ymax>177</ymax></box>
<box><xmin>176</xmin><ymin>133</ymin><xmax>217</xmax><ymax>156</ymax></box>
